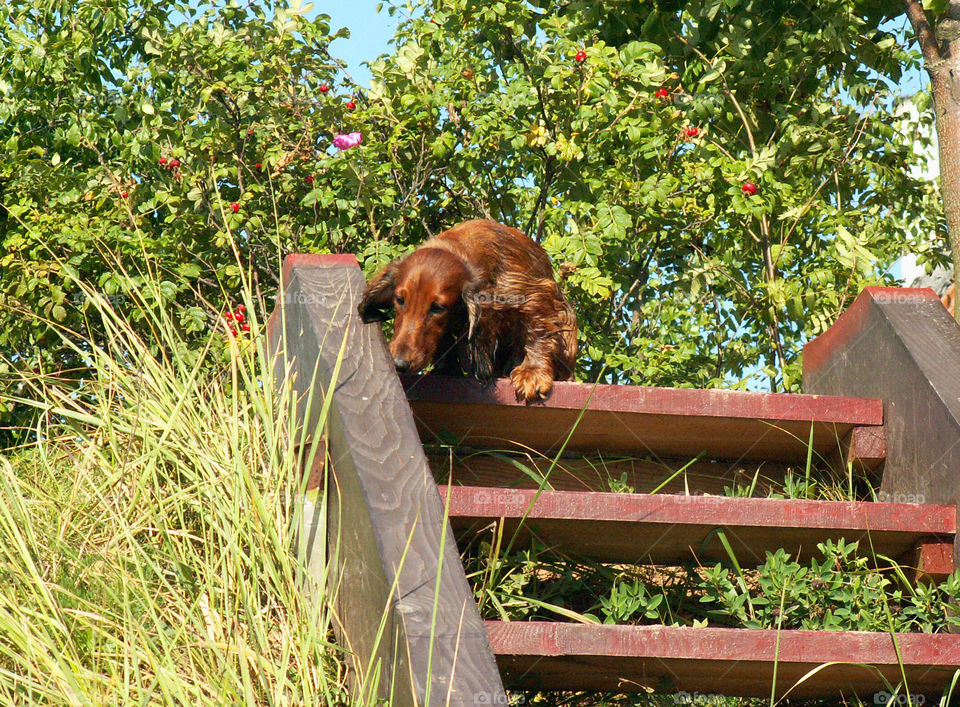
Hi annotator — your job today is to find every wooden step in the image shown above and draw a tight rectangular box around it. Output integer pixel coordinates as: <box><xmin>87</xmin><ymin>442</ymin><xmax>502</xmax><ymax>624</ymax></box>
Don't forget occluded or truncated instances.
<box><xmin>403</xmin><ymin>375</ymin><xmax>884</xmax><ymax>465</ymax></box>
<box><xmin>441</xmin><ymin>486</ymin><xmax>955</xmax><ymax>574</ymax></box>
<box><xmin>487</xmin><ymin>621</ymin><xmax>960</xmax><ymax>697</ymax></box>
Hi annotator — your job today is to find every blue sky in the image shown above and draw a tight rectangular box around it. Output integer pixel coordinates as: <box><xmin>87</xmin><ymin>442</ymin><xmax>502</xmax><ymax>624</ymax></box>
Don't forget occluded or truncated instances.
<box><xmin>318</xmin><ymin>1</ymin><xmax>401</xmax><ymax>87</ymax></box>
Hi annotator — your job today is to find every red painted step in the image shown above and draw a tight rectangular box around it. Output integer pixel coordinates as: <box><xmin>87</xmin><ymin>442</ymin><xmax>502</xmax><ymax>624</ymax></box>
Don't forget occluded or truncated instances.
<box><xmin>487</xmin><ymin>621</ymin><xmax>960</xmax><ymax>697</ymax></box>
<box><xmin>441</xmin><ymin>486</ymin><xmax>955</xmax><ymax>575</ymax></box>
<box><xmin>404</xmin><ymin>375</ymin><xmax>883</xmax><ymax>464</ymax></box>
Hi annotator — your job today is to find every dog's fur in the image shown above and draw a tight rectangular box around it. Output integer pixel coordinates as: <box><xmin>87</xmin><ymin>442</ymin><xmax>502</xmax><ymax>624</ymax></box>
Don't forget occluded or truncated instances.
<box><xmin>358</xmin><ymin>219</ymin><xmax>577</xmax><ymax>401</ymax></box>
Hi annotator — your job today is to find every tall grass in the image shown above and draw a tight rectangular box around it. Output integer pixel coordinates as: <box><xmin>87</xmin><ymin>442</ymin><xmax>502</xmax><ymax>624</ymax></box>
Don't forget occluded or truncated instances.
<box><xmin>0</xmin><ymin>265</ymin><xmax>353</xmax><ymax>704</ymax></box>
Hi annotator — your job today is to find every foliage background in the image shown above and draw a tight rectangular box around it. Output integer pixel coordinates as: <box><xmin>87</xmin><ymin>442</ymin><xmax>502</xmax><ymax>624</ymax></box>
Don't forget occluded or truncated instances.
<box><xmin>0</xmin><ymin>0</ymin><xmax>950</xmax><ymax>441</ymax></box>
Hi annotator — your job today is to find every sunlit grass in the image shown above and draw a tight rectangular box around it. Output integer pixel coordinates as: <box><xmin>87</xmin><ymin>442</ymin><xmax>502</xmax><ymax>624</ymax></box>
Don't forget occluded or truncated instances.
<box><xmin>0</xmin><ymin>261</ymin><xmax>354</xmax><ymax>705</ymax></box>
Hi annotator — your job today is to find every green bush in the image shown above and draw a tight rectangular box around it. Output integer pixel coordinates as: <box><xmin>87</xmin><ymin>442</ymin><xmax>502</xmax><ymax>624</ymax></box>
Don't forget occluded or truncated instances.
<box><xmin>0</xmin><ymin>0</ymin><xmax>948</xmax><ymax>438</ymax></box>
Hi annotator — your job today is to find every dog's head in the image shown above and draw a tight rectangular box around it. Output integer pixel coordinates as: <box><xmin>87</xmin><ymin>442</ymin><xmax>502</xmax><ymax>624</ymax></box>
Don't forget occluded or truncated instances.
<box><xmin>358</xmin><ymin>247</ymin><xmax>480</xmax><ymax>374</ymax></box>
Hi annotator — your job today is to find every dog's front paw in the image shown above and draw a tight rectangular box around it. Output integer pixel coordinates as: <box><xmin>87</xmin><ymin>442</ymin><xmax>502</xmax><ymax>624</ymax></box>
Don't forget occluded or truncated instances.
<box><xmin>510</xmin><ymin>365</ymin><xmax>554</xmax><ymax>402</ymax></box>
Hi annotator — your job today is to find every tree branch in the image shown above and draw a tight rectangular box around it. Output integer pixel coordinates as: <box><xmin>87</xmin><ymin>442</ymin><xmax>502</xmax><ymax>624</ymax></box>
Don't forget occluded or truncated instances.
<box><xmin>903</xmin><ymin>0</ymin><xmax>942</xmax><ymax>65</ymax></box>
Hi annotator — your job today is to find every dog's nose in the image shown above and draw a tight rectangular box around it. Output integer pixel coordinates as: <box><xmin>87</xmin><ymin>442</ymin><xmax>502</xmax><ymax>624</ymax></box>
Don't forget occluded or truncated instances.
<box><xmin>393</xmin><ymin>356</ymin><xmax>412</xmax><ymax>373</ymax></box>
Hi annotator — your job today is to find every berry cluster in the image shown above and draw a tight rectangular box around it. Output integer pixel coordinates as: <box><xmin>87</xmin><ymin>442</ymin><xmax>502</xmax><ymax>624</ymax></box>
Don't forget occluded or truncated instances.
<box><xmin>224</xmin><ymin>304</ymin><xmax>250</xmax><ymax>337</ymax></box>
<box><xmin>152</xmin><ymin>75</ymin><xmax>356</xmax><ymax>208</ymax></box>
<box><xmin>158</xmin><ymin>156</ymin><xmax>182</xmax><ymax>180</ymax></box>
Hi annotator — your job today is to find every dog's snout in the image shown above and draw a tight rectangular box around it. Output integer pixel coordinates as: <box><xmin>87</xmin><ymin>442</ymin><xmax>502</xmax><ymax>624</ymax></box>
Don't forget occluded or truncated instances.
<box><xmin>393</xmin><ymin>355</ymin><xmax>412</xmax><ymax>373</ymax></box>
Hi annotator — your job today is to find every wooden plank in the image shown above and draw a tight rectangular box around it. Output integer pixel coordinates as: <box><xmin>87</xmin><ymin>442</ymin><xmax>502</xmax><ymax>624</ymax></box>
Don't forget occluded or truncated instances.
<box><xmin>440</xmin><ymin>486</ymin><xmax>956</xmax><ymax>567</ymax></box>
<box><xmin>830</xmin><ymin>425</ymin><xmax>886</xmax><ymax>475</ymax></box>
<box><xmin>268</xmin><ymin>255</ymin><xmax>505</xmax><ymax>705</ymax></box>
<box><xmin>402</xmin><ymin>375</ymin><xmax>883</xmax><ymax>464</ymax></box>
<box><xmin>804</xmin><ymin>287</ymin><xmax>960</xmax><ymax>566</ymax></box>
<box><xmin>906</xmin><ymin>539</ymin><xmax>955</xmax><ymax>584</ymax></box>
<box><xmin>487</xmin><ymin>621</ymin><xmax>960</xmax><ymax>697</ymax></box>
<box><xmin>425</xmin><ymin>449</ymin><xmax>792</xmax><ymax>496</ymax></box>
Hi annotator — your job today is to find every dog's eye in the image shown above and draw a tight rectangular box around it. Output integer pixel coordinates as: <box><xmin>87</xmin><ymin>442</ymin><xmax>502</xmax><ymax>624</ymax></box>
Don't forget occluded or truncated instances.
<box><xmin>428</xmin><ymin>303</ymin><xmax>446</xmax><ymax>316</ymax></box>
<box><xmin>395</xmin><ymin>296</ymin><xmax>405</xmax><ymax>308</ymax></box>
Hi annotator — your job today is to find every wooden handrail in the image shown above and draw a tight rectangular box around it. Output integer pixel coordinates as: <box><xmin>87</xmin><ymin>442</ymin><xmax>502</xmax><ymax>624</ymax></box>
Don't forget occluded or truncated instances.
<box><xmin>267</xmin><ymin>254</ymin><xmax>505</xmax><ymax>706</ymax></box>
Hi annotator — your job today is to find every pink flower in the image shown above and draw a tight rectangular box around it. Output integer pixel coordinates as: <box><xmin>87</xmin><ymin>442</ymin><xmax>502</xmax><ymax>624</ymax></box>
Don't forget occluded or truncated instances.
<box><xmin>333</xmin><ymin>132</ymin><xmax>363</xmax><ymax>150</ymax></box>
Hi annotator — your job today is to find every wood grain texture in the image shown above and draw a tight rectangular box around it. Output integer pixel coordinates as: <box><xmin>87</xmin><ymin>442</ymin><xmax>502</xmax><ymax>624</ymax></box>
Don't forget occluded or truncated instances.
<box><xmin>439</xmin><ymin>486</ymin><xmax>956</xmax><ymax>568</ymax></box>
<box><xmin>804</xmin><ymin>287</ymin><xmax>960</xmax><ymax>565</ymax></box>
<box><xmin>908</xmin><ymin>538</ymin><xmax>956</xmax><ymax>584</ymax></box>
<box><xmin>487</xmin><ymin>621</ymin><xmax>960</xmax><ymax>696</ymax></box>
<box><xmin>831</xmin><ymin>425</ymin><xmax>886</xmax><ymax>475</ymax></box>
<box><xmin>269</xmin><ymin>255</ymin><xmax>505</xmax><ymax>705</ymax></box>
<box><xmin>402</xmin><ymin>375</ymin><xmax>883</xmax><ymax>464</ymax></box>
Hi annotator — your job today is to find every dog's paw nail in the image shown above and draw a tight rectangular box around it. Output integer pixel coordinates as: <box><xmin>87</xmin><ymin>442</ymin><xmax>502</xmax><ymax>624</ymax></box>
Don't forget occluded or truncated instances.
<box><xmin>511</xmin><ymin>366</ymin><xmax>553</xmax><ymax>403</ymax></box>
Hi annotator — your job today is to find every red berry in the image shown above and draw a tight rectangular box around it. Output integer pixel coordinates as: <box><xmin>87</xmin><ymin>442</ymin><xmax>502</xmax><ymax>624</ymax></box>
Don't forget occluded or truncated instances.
<box><xmin>237</xmin><ymin>304</ymin><xmax>246</xmax><ymax>314</ymax></box>
<box><xmin>320</xmin><ymin>83</ymin><xmax>330</xmax><ymax>93</ymax></box>
<box><xmin>346</xmin><ymin>100</ymin><xmax>356</xmax><ymax>110</ymax></box>
<box><xmin>306</xmin><ymin>175</ymin><xmax>314</xmax><ymax>185</ymax></box>
<box><xmin>656</xmin><ymin>87</ymin><xmax>668</xmax><ymax>99</ymax></box>
<box><xmin>121</xmin><ymin>190</ymin><xmax>129</xmax><ymax>198</ymax></box>
<box><xmin>168</xmin><ymin>158</ymin><xmax>181</xmax><ymax>168</ymax></box>
<box><xmin>225</xmin><ymin>312</ymin><xmax>235</xmax><ymax>320</ymax></box>
<box><xmin>230</xmin><ymin>201</ymin><xmax>240</xmax><ymax>213</ymax></box>
<box><xmin>684</xmin><ymin>127</ymin><xmax>700</xmax><ymax>138</ymax></box>
<box><xmin>254</xmin><ymin>162</ymin><xmax>262</xmax><ymax>169</ymax></box>
<box><xmin>229</xmin><ymin>328</ymin><xmax>237</xmax><ymax>336</ymax></box>
<box><xmin>159</xmin><ymin>157</ymin><xmax>168</xmax><ymax>165</ymax></box>
<box><xmin>248</xmin><ymin>128</ymin><xmax>255</xmax><ymax>136</ymax></box>
<box><xmin>234</xmin><ymin>311</ymin><xmax>245</xmax><ymax>323</ymax></box>
<box><xmin>742</xmin><ymin>182</ymin><xmax>758</xmax><ymax>196</ymax></box>
<box><xmin>241</xmin><ymin>323</ymin><xmax>250</xmax><ymax>332</ymax></box>
<box><xmin>575</xmin><ymin>50</ymin><xmax>587</xmax><ymax>63</ymax></box>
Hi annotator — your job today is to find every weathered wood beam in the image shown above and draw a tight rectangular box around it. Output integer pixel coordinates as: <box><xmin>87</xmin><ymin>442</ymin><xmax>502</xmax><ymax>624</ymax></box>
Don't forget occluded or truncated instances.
<box><xmin>268</xmin><ymin>254</ymin><xmax>505</xmax><ymax>705</ymax></box>
<box><xmin>804</xmin><ymin>287</ymin><xmax>960</xmax><ymax>565</ymax></box>
<box><xmin>488</xmin><ymin>621</ymin><xmax>960</xmax><ymax>696</ymax></box>
<box><xmin>440</xmin><ymin>485</ymin><xmax>956</xmax><ymax>569</ymax></box>
<box><xmin>403</xmin><ymin>374</ymin><xmax>882</xmax><ymax>464</ymax></box>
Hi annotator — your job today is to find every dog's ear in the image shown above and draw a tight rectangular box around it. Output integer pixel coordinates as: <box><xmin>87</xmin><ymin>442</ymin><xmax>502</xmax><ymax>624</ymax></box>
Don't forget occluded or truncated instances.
<box><xmin>358</xmin><ymin>262</ymin><xmax>399</xmax><ymax>322</ymax></box>
<box><xmin>461</xmin><ymin>275</ymin><xmax>482</xmax><ymax>339</ymax></box>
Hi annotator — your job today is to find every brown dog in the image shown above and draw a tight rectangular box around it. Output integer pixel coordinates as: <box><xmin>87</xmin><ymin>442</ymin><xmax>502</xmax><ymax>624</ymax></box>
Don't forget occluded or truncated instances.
<box><xmin>358</xmin><ymin>219</ymin><xmax>577</xmax><ymax>401</ymax></box>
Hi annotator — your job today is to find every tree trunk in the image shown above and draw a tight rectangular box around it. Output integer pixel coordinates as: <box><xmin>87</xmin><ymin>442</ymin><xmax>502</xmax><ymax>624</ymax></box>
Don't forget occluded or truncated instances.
<box><xmin>904</xmin><ymin>1</ymin><xmax>960</xmax><ymax>321</ymax></box>
<box><xmin>930</xmin><ymin>61</ymin><xmax>960</xmax><ymax>322</ymax></box>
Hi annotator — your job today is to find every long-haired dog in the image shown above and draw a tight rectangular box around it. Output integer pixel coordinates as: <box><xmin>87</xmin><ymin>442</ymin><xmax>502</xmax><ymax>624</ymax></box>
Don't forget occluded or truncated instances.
<box><xmin>358</xmin><ymin>219</ymin><xmax>577</xmax><ymax>401</ymax></box>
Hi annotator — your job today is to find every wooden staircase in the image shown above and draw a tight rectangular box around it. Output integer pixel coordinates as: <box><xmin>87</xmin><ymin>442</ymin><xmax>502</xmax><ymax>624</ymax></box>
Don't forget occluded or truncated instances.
<box><xmin>409</xmin><ymin>376</ymin><xmax>957</xmax><ymax>698</ymax></box>
<box><xmin>269</xmin><ymin>256</ymin><xmax>960</xmax><ymax>705</ymax></box>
